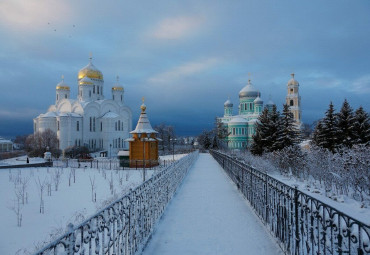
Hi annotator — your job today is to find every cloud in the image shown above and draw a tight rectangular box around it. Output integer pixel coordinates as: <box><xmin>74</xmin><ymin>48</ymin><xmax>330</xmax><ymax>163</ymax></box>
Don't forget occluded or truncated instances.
<box><xmin>0</xmin><ymin>108</ymin><xmax>41</xmax><ymax>120</ymax></box>
<box><xmin>147</xmin><ymin>58</ymin><xmax>220</xmax><ymax>84</ymax></box>
<box><xmin>150</xmin><ymin>16</ymin><xmax>204</xmax><ymax>40</ymax></box>
<box><xmin>350</xmin><ymin>75</ymin><xmax>370</xmax><ymax>94</ymax></box>
<box><xmin>0</xmin><ymin>0</ymin><xmax>71</xmax><ymax>33</ymax></box>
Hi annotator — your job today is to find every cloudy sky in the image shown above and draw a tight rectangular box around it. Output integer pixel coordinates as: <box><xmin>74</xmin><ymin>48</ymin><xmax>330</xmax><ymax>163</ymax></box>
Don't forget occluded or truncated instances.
<box><xmin>0</xmin><ymin>0</ymin><xmax>369</xmax><ymax>137</ymax></box>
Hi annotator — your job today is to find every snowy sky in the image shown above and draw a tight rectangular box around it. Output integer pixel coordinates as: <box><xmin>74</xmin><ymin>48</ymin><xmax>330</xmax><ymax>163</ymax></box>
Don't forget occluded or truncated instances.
<box><xmin>0</xmin><ymin>0</ymin><xmax>370</xmax><ymax>137</ymax></box>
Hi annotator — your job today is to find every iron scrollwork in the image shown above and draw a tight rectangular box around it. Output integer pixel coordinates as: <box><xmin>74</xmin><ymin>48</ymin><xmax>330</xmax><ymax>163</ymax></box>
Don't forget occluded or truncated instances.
<box><xmin>210</xmin><ymin>150</ymin><xmax>370</xmax><ymax>255</ymax></box>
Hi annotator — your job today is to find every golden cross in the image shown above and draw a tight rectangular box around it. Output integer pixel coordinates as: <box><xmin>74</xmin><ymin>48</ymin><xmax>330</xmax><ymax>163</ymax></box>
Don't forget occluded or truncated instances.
<box><xmin>89</xmin><ymin>52</ymin><xmax>93</xmax><ymax>61</ymax></box>
<box><xmin>61</xmin><ymin>75</ymin><xmax>64</xmax><ymax>81</ymax></box>
<box><xmin>116</xmin><ymin>75</ymin><xmax>119</xmax><ymax>82</ymax></box>
<box><xmin>142</xmin><ymin>97</ymin><xmax>145</xmax><ymax>103</ymax></box>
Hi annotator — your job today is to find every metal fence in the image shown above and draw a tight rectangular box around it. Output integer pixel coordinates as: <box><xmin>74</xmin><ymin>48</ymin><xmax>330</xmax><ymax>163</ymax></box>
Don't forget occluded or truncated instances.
<box><xmin>34</xmin><ymin>151</ymin><xmax>199</xmax><ymax>255</ymax></box>
<box><xmin>210</xmin><ymin>150</ymin><xmax>370</xmax><ymax>255</ymax></box>
<box><xmin>53</xmin><ymin>158</ymin><xmax>176</xmax><ymax>170</ymax></box>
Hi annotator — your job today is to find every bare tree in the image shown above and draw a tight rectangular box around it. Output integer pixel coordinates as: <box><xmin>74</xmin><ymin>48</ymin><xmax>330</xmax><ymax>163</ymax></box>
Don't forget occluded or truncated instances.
<box><xmin>52</xmin><ymin>169</ymin><xmax>62</xmax><ymax>191</ymax></box>
<box><xmin>25</xmin><ymin>129</ymin><xmax>61</xmax><ymax>157</ymax></box>
<box><xmin>35</xmin><ymin>177</ymin><xmax>46</xmax><ymax>214</ymax></box>
<box><xmin>89</xmin><ymin>175</ymin><xmax>97</xmax><ymax>202</ymax></box>
<box><xmin>9</xmin><ymin>194</ymin><xmax>22</xmax><ymax>227</ymax></box>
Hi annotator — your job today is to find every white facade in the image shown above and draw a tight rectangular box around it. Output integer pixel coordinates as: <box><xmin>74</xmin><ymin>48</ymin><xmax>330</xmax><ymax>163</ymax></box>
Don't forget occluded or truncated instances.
<box><xmin>34</xmin><ymin>59</ymin><xmax>132</xmax><ymax>155</ymax></box>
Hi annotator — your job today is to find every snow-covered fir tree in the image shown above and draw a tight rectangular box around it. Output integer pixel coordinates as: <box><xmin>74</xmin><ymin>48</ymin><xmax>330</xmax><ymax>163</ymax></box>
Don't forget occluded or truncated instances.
<box><xmin>353</xmin><ymin>106</ymin><xmax>370</xmax><ymax>144</ymax></box>
<box><xmin>277</xmin><ymin>104</ymin><xmax>300</xmax><ymax>149</ymax></box>
<box><xmin>320</xmin><ymin>102</ymin><xmax>338</xmax><ymax>152</ymax></box>
<box><xmin>336</xmin><ymin>99</ymin><xmax>355</xmax><ymax>147</ymax></box>
<box><xmin>251</xmin><ymin>108</ymin><xmax>270</xmax><ymax>155</ymax></box>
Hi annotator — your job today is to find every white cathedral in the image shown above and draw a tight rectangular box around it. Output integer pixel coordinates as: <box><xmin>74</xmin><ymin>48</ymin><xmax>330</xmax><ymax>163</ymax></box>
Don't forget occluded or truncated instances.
<box><xmin>34</xmin><ymin>57</ymin><xmax>132</xmax><ymax>155</ymax></box>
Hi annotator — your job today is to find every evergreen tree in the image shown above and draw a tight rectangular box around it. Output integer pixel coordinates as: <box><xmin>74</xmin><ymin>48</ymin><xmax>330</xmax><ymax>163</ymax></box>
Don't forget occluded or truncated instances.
<box><xmin>320</xmin><ymin>102</ymin><xmax>338</xmax><ymax>152</ymax></box>
<box><xmin>353</xmin><ymin>106</ymin><xmax>370</xmax><ymax>144</ymax></box>
<box><xmin>336</xmin><ymin>99</ymin><xmax>355</xmax><ymax>147</ymax></box>
<box><xmin>251</xmin><ymin>108</ymin><xmax>270</xmax><ymax>155</ymax></box>
<box><xmin>277</xmin><ymin>104</ymin><xmax>299</xmax><ymax>149</ymax></box>
<box><xmin>312</xmin><ymin>120</ymin><xmax>324</xmax><ymax>146</ymax></box>
<box><xmin>268</xmin><ymin>105</ymin><xmax>283</xmax><ymax>152</ymax></box>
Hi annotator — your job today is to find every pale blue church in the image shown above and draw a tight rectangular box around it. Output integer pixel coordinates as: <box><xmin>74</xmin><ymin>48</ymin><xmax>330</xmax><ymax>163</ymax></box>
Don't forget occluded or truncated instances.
<box><xmin>218</xmin><ymin>79</ymin><xmax>275</xmax><ymax>149</ymax></box>
<box><xmin>218</xmin><ymin>74</ymin><xmax>301</xmax><ymax>150</ymax></box>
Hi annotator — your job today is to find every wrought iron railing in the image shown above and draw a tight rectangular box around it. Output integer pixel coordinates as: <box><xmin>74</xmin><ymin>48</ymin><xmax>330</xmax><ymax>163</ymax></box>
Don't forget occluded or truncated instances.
<box><xmin>34</xmin><ymin>151</ymin><xmax>198</xmax><ymax>255</ymax></box>
<box><xmin>210</xmin><ymin>150</ymin><xmax>370</xmax><ymax>255</ymax></box>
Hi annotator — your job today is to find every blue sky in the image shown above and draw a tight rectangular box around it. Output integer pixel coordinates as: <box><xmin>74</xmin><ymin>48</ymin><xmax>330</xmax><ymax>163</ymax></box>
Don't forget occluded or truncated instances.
<box><xmin>0</xmin><ymin>0</ymin><xmax>369</xmax><ymax>137</ymax></box>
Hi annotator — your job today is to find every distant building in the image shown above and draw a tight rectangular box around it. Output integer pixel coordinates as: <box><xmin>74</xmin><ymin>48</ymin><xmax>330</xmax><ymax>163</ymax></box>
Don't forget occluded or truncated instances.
<box><xmin>126</xmin><ymin>100</ymin><xmax>160</xmax><ymax>167</ymax></box>
<box><xmin>33</xmin><ymin>56</ymin><xmax>132</xmax><ymax>155</ymax></box>
<box><xmin>0</xmin><ymin>137</ymin><xmax>13</xmax><ymax>152</ymax></box>
<box><xmin>217</xmin><ymin>74</ymin><xmax>301</xmax><ymax>150</ymax></box>
<box><xmin>285</xmin><ymin>73</ymin><xmax>302</xmax><ymax>127</ymax></box>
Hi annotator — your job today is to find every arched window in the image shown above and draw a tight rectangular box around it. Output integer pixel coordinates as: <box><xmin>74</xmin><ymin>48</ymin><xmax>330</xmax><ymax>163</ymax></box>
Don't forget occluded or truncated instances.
<box><xmin>121</xmin><ymin>95</ymin><xmax>123</xmax><ymax>101</ymax></box>
<box><xmin>290</xmin><ymin>100</ymin><xmax>294</xmax><ymax>106</ymax></box>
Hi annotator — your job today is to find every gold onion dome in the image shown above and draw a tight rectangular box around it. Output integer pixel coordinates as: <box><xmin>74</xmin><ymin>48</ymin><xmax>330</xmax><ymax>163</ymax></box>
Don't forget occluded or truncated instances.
<box><xmin>56</xmin><ymin>75</ymin><xmax>70</xmax><ymax>90</ymax></box>
<box><xmin>78</xmin><ymin>57</ymin><xmax>103</xmax><ymax>80</ymax></box>
<box><xmin>112</xmin><ymin>75</ymin><xmax>124</xmax><ymax>91</ymax></box>
<box><xmin>79</xmin><ymin>76</ymin><xmax>94</xmax><ymax>85</ymax></box>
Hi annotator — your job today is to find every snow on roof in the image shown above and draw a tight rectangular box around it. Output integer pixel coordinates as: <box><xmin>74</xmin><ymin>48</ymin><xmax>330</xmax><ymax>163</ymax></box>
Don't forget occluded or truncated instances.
<box><xmin>101</xmin><ymin>111</ymin><xmax>119</xmax><ymax>118</ymax></box>
<box><xmin>0</xmin><ymin>137</ymin><xmax>12</xmax><ymax>144</ymax></box>
<box><xmin>130</xmin><ymin>111</ymin><xmax>157</xmax><ymax>134</ymax></box>
<box><xmin>117</xmin><ymin>150</ymin><xmax>129</xmax><ymax>156</ymax></box>
<box><xmin>229</xmin><ymin>117</ymin><xmax>248</xmax><ymax>124</ymax></box>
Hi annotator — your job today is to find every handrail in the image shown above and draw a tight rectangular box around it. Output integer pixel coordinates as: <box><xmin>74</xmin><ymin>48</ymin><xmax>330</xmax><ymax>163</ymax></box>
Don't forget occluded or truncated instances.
<box><xmin>34</xmin><ymin>151</ymin><xmax>199</xmax><ymax>255</ymax></box>
<box><xmin>210</xmin><ymin>149</ymin><xmax>370</xmax><ymax>255</ymax></box>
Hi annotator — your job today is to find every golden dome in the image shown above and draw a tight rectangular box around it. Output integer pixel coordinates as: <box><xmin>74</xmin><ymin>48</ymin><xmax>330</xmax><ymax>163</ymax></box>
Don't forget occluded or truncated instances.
<box><xmin>112</xmin><ymin>76</ymin><xmax>123</xmax><ymax>91</ymax></box>
<box><xmin>79</xmin><ymin>76</ymin><xmax>93</xmax><ymax>85</ymax></box>
<box><xmin>56</xmin><ymin>75</ymin><xmax>70</xmax><ymax>90</ymax></box>
<box><xmin>78</xmin><ymin>60</ymin><xmax>103</xmax><ymax>80</ymax></box>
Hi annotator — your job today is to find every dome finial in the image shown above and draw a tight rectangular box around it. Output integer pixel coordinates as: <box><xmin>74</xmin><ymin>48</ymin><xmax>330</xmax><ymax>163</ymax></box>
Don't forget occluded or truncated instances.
<box><xmin>140</xmin><ymin>97</ymin><xmax>146</xmax><ymax>112</ymax></box>
<box><xmin>61</xmin><ymin>75</ymin><xmax>64</xmax><ymax>81</ymax></box>
<box><xmin>89</xmin><ymin>52</ymin><xmax>93</xmax><ymax>63</ymax></box>
<box><xmin>291</xmin><ymin>73</ymin><xmax>295</xmax><ymax>78</ymax></box>
<box><xmin>116</xmin><ymin>75</ymin><xmax>119</xmax><ymax>83</ymax></box>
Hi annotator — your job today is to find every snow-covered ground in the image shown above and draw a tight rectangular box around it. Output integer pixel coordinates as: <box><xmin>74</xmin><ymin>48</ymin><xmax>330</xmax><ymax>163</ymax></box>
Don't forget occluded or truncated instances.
<box><xmin>143</xmin><ymin>153</ymin><xmax>282</xmax><ymax>255</ymax></box>
<box><xmin>269</xmin><ymin>172</ymin><xmax>370</xmax><ymax>225</ymax></box>
<box><xmin>0</xmin><ymin>153</ymin><xmax>187</xmax><ymax>255</ymax></box>
<box><xmin>0</xmin><ymin>156</ymin><xmax>45</xmax><ymax>166</ymax></box>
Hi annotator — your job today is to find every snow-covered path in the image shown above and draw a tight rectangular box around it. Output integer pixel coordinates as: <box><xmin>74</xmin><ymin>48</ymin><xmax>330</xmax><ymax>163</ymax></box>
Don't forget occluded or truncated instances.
<box><xmin>143</xmin><ymin>153</ymin><xmax>282</xmax><ymax>255</ymax></box>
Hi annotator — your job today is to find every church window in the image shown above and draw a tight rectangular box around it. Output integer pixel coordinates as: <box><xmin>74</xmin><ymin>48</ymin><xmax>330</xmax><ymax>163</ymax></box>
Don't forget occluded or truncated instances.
<box><xmin>118</xmin><ymin>138</ymin><xmax>121</xmax><ymax>148</ymax></box>
<box><xmin>113</xmin><ymin>95</ymin><xmax>115</xmax><ymax>100</ymax></box>
<box><xmin>56</xmin><ymin>94</ymin><xmax>59</xmax><ymax>101</ymax></box>
<box><xmin>115</xmin><ymin>122</ymin><xmax>117</xmax><ymax>131</ymax></box>
<box><xmin>101</xmin><ymin>122</ymin><xmax>102</xmax><ymax>131</ymax></box>
<box><xmin>75</xmin><ymin>140</ymin><xmax>77</xmax><ymax>146</ymax></box>
<box><xmin>242</xmin><ymin>128</ymin><xmax>245</xmax><ymax>135</ymax></box>
<box><xmin>57</xmin><ymin>121</ymin><xmax>60</xmax><ymax>131</ymax></box>
<box><xmin>93</xmin><ymin>86</ymin><xmax>95</xmax><ymax>93</ymax></box>
<box><xmin>250</xmin><ymin>103</ymin><xmax>253</xmax><ymax>110</ymax></box>
<box><xmin>97</xmin><ymin>86</ymin><xmax>99</xmax><ymax>94</ymax></box>
<box><xmin>290</xmin><ymin>100</ymin><xmax>294</xmax><ymax>106</ymax></box>
<box><xmin>233</xmin><ymin>128</ymin><xmax>235</xmax><ymax>135</ymax></box>
<box><xmin>65</xmin><ymin>94</ymin><xmax>67</xmax><ymax>99</ymax></box>
<box><xmin>121</xmin><ymin>95</ymin><xmax>122</xmax><ymax>101</ymax></box>
<box><xmin>89</xmin><ymin>117</ymin><xmax>92</xmax><ymax>132</ymax></box>
<box><xmin>78</xmin><ymin>140</ymin><xmax>81</xmax><ymax>146</ymax></box>
<box><xmin>118</xmin><ymin>120</ymin><xmax>121</xmax><ymax>131</ymax></box>
<box><xmin>89</xmin><ymin>91</ymin><xmax>91</xmax><ymax>97</ymax></box>
<box><xmin>290</xmin><ymin>88</ymin><xmax>293</xmax><ymax>93</ymax></box>
<box><xmin>77</xmin><ymin>121</ymin><xmax>79</xmax><ymax>131</ymax></box>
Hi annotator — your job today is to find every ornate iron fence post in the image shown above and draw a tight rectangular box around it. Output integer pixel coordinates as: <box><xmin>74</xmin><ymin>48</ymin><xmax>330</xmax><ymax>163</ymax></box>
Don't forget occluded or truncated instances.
<box><xmin>294</xmin><ymin>186</ymin><xmax>300</xmax><ymax>255</ymax></box>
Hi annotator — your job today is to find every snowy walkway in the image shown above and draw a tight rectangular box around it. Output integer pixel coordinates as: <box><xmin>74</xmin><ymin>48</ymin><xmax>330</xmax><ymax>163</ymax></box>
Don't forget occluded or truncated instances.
<box><xmin>143</xmin><ymin>153</ymin><xmax>281</xmax><ymax>255</ymax></box>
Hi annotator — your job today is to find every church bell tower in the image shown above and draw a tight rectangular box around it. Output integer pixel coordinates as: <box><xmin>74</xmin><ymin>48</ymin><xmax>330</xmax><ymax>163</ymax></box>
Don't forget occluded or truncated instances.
<box><xmin>286</xmin><ymin>73</ymin><xmax>301</xmax><ymax>126</ymax></box>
